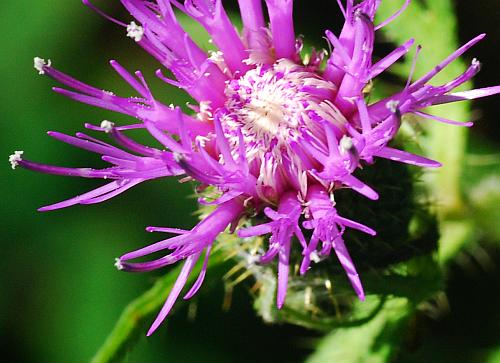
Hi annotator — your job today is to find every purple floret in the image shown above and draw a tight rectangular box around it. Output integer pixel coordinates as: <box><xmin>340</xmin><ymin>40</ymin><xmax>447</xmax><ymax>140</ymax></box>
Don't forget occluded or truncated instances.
<box><xmin>13</xmin><ymin>0</ymin><xmax>500</xmax><ymax>334</ymax></box>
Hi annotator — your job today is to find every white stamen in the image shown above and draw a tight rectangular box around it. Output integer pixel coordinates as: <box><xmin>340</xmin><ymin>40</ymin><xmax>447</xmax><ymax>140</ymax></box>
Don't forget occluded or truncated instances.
<box><xmin>9</xmin><ymin>150</ymin><xmax>24</xmax><ymax>169</ymax></box>
<box><xmin>34</xmin><ymin>57</ymin><xmax>51</xmax><ymax>75</ymax></box>
<box><xmin>329</xmin><ymin>192</ymin><xmax>336</xmax><ymax>204</ymax></box>
<box><xmin>114</xmin><ymin>258</ymin><xmax>124</xmax><ymax>270</ymax></box>
<box><xmin>197</xmin><ymin>100</ymin><xmax>213</xmax><ymax>122</ymax></box>
<box><xmin>208</xmin><ymin>50</ymin><xmax>223</xmax><ymax>61</ymax></box>
<box><xmin>303</xmin><ymin>53</ymin><xmax>310</xmax><ymax>66</ymax></box>
<box><xmin>126</xmin><ymin>21</ymin><xmax>144</xmax><ymax>42</ymax></box>
<box><xmin>339</xmin><ymin>135</ymin><xmax>354</xmax><ymax>154</ymax></box>
<box><xmin>245</xmin><ymin>253</ymin><xmax>259</xmax><ymax>266</ymax></box>
<box><xmin>386</xmin><ymin>100</ymin><xmax>400</xmax><ymax>113</ymax></box>
<box><xmin>325</xmin><ymin>279</ymin><xmax>332</xmax><ymax>291</ymax></box>
<box><xmin>310</xmin><ymin>251</ymin><xmax>321</xmax><ymax>263</ymax></box>
<box><xmin>207</xmin><ymin>50</ymin><xmax>228</xmax><ymax>73</ymax></box>
<box><xmin>195</xmin><ymin>135</ymin><xmax>209</xmax><ymax>148</ymax></box>
<box><xmin>304</xmin><ymin>286</ymin><xmax>313</xmax><ymax>306</ymax></box>
<box><xmin>173</xmin><ymin>152</ymin><xmax>184</xmax><ymax>163</ymax></box>
<box><xmin>100</xmin><ymin>120</ymin><xmax>114</xmax><ymax>133</ymax></box>
<box><xmin>242</xmin><ymin>57</ymin><xmax>253</xmax><ymax>65</ymax></box>
<box><xmin>472</xmin><ymin>58</ymin><xmax>481</xmax><ymax>69</ymax></box>
<box><xmin>221</xmin><ymin>59</ymin><xmax>348</xmax><ymax>182</ymax></box>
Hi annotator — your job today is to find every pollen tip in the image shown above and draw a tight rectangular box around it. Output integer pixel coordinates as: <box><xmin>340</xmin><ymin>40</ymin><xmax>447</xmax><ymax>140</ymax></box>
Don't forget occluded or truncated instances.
<box><xmin>8</xmin><ymin>150</ymin><xmax>24</xmax><ymax>169</ymax></box>
<box><xmin>126</xmin><ymin>21</ymin><xmax>144</xmax><ymax>42</ymax></box>
<box><xmin>34</xmin><ymin>57</ymin><xmax>51</xmax><ymax>75</ymax></box>
<box><xmin>339</xmin><ymin>136</ymin><xmax>354</xmax><ymax>154</ymax></box>
<box><xmin>114</xmin><ymin>258</ymin><xmax>124</xmax><ymax>270</ymax></box>
<box><xmin>386</xmin><ymin>100</ymin><xmax>400</xmax><ymax>113</ymax></box>
<box><xmin>173</xmin><ymin>152</ymin><xmax>185</xmax><ymax>163</ymax></box>
<box><xmin>310</xmin><ymin>251</ymin><xmax>321</xmax><ymax>264</ymax></box>
<box><xmin>472</xmin><ymin>58</ymin><xmax>481</xmax><ymax>70</ymax></box>
<box><xmin>100</xmin><ymin>120</ymin><xmax>115</xmax><ymax>133</ymax></box>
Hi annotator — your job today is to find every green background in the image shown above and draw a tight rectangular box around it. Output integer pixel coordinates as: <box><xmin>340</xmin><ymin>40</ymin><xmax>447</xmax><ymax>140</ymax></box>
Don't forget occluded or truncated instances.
<box><xmin>1</xmin><ymin>1</ymin><xmax>499</xmax><ymax>362</ymax></box>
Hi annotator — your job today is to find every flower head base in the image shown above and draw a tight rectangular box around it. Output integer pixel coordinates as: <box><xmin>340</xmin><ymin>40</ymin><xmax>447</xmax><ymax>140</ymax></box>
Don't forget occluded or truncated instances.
<box><xmin>12</xmin><ymin>0</ymin><xmax>500</xmax><ymax>334</ymax></box>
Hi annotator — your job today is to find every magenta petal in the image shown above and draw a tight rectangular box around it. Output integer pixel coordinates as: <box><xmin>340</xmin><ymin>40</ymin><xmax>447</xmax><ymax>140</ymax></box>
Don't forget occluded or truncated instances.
<box><xmin>237</xmin><ymin>224</ymin><xmax>273</xmax><ymax>238</ymax></box>
<box><xmin>276</xmin><ymin>238</ymin><xmax>291</xmax><ymax>309</ymax></box>
<box><xmin>374</xmin><ymin>147</ymin><xmax>442</xmax><ymax>168</ymax></box>
<box><xmin>184</xmin><ymin>246</ymin><xmax>212</xmax><ymax>300</ymax></box>
<box><xmin>265</xmin><ymin>0</ymin><xmax>296</xmax><ymax>60</ymax></box>
<box><xmin>147</xmin><ymin>253</ymin><xmax>201</xmax><ymax>336</ymax></box>
<box><xmin>430</xmin><ymin>86</ymin><xmax>500</xmax><ymax>105</ymax></box>
<box><xmin>38</xmin><ymin>180</ymin><xmax>139</xmax><ymax>211</ymax></box>
<box><xmin>335</xmin><ymin>216</ymin><xmax>376</xmax><ymax>236</ymax></box>
<box><xmin>413</xmin><ymin>111</ymin><xmax>473</xmax><ymax>127</ymax></box>
<box><xmin>374</xmin><ymin>0</ymin><xmax>411</xmax><ymax>31</ymax></box>
<box><xmin>343</xmin><ymin>174</ymin><xmax>379</xmax><ymax>200</ymax></box>
<box><xmin>370</xmin><ymin>38</ymin><xmax>414</xmax><ymax>79</ymax></box>
<box><xmin>333</xmin><ymin>237</ymin><xmax>365</xmax><ymax>301</ymax></box>
<box><xmin>410</xmin><ymin>34</ymin><xmax>486</xmax><ymax>89</ymax></box>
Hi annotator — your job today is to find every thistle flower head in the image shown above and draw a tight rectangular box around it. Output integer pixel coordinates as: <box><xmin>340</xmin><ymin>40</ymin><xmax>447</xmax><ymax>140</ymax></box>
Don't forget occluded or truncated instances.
<box><xmin>12</xmin><ymin>0</ymin><xmax>500</xmax><ymax>335</ymax></box>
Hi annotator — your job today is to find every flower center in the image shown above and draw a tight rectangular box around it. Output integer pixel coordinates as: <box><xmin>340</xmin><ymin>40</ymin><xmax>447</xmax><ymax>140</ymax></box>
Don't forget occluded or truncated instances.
<box><xmin>217</xmin><ymin>60</ymin><xmax>345</xmax><ymax>161</ymax></box>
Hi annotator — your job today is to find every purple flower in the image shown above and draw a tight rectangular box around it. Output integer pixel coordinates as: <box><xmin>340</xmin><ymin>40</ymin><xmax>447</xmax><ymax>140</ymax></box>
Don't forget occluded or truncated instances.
<box><xmin>11</xmin><ymin>0</ymin><xmax>500</xmax><ymax>335</ymax></box>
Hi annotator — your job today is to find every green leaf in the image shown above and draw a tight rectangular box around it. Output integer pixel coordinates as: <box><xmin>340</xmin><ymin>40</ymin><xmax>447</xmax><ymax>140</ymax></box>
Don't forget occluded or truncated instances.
<box><xmin>305</xmin><ymin>255</ymin><xmax>443</xmax><ymax>363</ymax></box>
<box><xmin>464</xmin><ymin>137</ymin><xmax>500</xmax><ymax>242</ymax></box>
<box><xmin>487</xmin><ymin>347</ymin><xmax>500</xmax><ymax>363</ymax></box>
<box><xmin>90</xmin><ymin>248</ymin><xmax>226</xmax><ymax>363</ymax></box>
<box><xmin>376</xmin><ymin>0</ymin><xmax>474</xmax><ymax>263</ymax></box>
<box><xmin>305</xmin><ymin>296</ymin><xmax>411</xmax><ymax>363</ymax></box>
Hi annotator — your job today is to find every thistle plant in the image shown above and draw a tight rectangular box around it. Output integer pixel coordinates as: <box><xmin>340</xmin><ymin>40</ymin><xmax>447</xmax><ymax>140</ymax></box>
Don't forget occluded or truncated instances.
<box><xmin>9</xmin><ymin>0</ymin><xmax>500</xmax><ymax>357</ymax></box>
